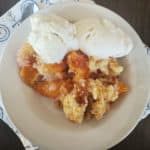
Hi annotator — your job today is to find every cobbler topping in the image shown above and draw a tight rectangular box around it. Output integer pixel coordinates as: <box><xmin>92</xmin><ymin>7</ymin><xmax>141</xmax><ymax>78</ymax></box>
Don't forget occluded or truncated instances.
<box><xmin>17</xmin><ymin>43</ymin><xmax>128</xmax><ymax>123</ymax></box>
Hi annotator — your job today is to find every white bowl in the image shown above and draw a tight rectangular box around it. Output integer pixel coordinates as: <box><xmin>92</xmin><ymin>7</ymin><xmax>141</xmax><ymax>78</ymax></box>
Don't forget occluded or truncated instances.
<box><xmin>0</xmin><ymin>2</ymin><xmax>150</xmax><ymax>150</ymax></box>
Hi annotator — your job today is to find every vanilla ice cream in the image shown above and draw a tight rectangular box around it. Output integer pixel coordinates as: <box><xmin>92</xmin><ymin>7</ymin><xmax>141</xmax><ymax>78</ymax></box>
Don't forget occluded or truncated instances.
<box><xmin>28</xmin><ymin>14</ymin><xmax>78</xmax><ymax>63</ymax></box>
<box><xmin>75</xmin><ymin>18</ymin><xmax>133</xmax><ymax>58</ymax></box>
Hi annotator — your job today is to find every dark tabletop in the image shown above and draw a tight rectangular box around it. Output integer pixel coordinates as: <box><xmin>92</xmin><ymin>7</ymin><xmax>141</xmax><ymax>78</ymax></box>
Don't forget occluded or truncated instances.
<box><xmin>0</xmin><ymin>0</ymin><xmax>150</xmax><ymax>150</ymax></box>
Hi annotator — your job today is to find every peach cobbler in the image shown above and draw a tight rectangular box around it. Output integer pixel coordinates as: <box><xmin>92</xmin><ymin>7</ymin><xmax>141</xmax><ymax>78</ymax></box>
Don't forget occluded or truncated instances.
<box><xmin>16</xmin><ymin>13</ymin><xmax>133</xmax><ymax>124</ymax></box>
<box><xmin>17</xmin><ymin>43</ymin><xmax>128</xmax><ymax>123</ymax></box>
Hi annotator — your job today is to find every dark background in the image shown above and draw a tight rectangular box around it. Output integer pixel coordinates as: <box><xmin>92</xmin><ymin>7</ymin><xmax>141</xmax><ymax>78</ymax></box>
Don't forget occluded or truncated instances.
<box><xmin>0</xmin><ymin>0</ymin><xmax>150</xmax><ymax>150</ymax></box>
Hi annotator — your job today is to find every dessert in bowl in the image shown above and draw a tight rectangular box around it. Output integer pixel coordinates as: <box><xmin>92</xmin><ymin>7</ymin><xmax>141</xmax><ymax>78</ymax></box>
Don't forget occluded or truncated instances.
<box><xmin>17</xmin><ymin>14</ymin><xmax>131</xmax><ymax>124</ymax></box>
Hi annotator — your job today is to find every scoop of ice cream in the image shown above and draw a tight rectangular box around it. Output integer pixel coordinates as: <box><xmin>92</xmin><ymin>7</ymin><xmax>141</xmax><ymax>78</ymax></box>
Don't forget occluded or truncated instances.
<box><xmin>75</xmin><ymin>18</ymin><xmax>133</xmax><ymax>58</ymax></box>
<box><xmin>28</xmin><ymin>14</ymin><xmax>78</xmax><ymax>63</ymax></box>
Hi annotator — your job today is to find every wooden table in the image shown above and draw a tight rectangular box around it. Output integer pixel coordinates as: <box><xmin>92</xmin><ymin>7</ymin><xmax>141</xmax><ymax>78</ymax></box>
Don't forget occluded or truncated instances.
<box><xmin>0</xmin><ymin>0</ymin><xmax>150</xmax><ymax>150</ymax></box>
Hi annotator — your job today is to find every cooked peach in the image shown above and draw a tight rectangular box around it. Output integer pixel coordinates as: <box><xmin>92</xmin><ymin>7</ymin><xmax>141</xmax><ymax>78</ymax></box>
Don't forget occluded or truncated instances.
<box><xmin>117</xmin><ymin>81</ymin><xmax>128</xmax><ymax>94</ymax></box>
<box><xmin>20</xmin><ymin>66</ymin><xmax>38</xmax><ymax>86</ymax></box>
<box><xmin>67</xmin><ymin>51</ymin><xmax>89</xmax><ymax>80</ymax></box>
<box><xmin>34</xmin><ymin>80</ymin><xmax>63</xmax><ymax>98</ymax></box>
